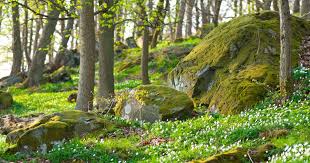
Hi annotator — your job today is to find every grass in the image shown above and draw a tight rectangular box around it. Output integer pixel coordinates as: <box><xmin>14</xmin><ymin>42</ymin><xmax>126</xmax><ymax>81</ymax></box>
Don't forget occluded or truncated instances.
<box><xmin>0</xmin><ymin>67</ymin><xmax>309</xmax><ymax>162</ymax></box>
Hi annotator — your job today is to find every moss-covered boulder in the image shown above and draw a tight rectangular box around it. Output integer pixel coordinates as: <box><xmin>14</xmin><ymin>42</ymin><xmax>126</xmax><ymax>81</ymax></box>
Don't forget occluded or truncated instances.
<box><xmin>0</xmin><ymin>91</ymin><xmax>13</xmax><ymax>110</ymax></box>
<box><xmin>114</xmin><ymin>85</ymin><xmax>194</xmax><ymax>122</ymax></box>
<box><xmin>48</xmin><ymin>66</ymin><xmax>71</xmax><ymax>83</ymax></box>
<box><xmin>6</xmin><ymin>111</ymin><xmax>115</xmax><ymax>153</ymax></box>
<box><xmin>168</xmin><ymin>11</ymin><xmax>310</xmax><ymax>114</ymax></box>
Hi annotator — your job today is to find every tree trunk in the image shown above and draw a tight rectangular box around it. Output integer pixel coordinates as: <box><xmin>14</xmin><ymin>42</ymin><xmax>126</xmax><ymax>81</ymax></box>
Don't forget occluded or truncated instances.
<box><xmin>11</xmin><ymin>1</ymin><xmax>23</xmax><ymax>75</ymax></box>
<box><xmin>239</xmin><ymin>0</ymin><xmax>243</xmax><ymax>16</ymax></box>
<box><xmin>33</xmin><ymin>18</ymin><xmax>42</xmax><ymax>56</ymax></box>
<box><xmin>23</xmin><ymin>0</ymin><xmax>31</xmax><ymax>70</ymax></box>
<box><xmin>200</xmin><ymin>0</ymin><xmax>208</xmax><ymax>25</ymax></box>
<box><xmin>186</xmin><ymin>0</ymin><xmax>195</xmax><ymax>37</ymax></box>
<box><xmin>53</xmin><ymin>0</ymin><xmax>77</xmax><ymax>69</ymax></box>
<box><xmin>150</xmin><ymin>0</ymin><xmax>166</xmax><ymax>48</ymax></box>
<box><xmin>0</xmin><ymin>6</ymin><xmax>3</xmax><ymax>32</ymax></box>
<box><xmin>293</xmin><ymin>0</ymin><xmax>300</xmax><ymax>14</ymax></box>
<box><xmin>213</xmin><ymin>0</ymin><xmax>222</xmax><ymax>27</ymax></box>
<box><xmin>175</xmin><ymin>0</ymin><xmax>186</xmax><ymax>40</ymax></box>
<box><xmin>195</xmin><ymin>0</ymin><xmax>199</xmax><ymax>31</ymax></box>
<box><xmin>75</xmin><ymin>0</ymin><xmax>96</xmax><ymax>111</ymax></box>
<box><xmin>279</xmin><ymin>0</ymin><xmax>293</xmax><ymax>97</ymax></box>
<box><xmin>301</xmin><ymin>0</ymin><xmax>310</xmax><ymax>18</ymax></box>
<box><xmin>234</xmin><ymin>0</ymin><xmax>238</xmax><ymax>17</ymax></box>
<box><xmin>273</xmin><ymin>0</ymin><xmax>279</xmax><ymax>11</ymax></box>
<box><xmin>28</xmin><ymin>16</ymin><xmax>34</xmax><ymax>59</ymax></box>
<box><xmin>98</xmin><ymin>0</ymin><xmax>115</xmax><ymax>99</ymax></box>
<box><xmin>262</xmin><ymin>0</ymin><xmax>272</xmax><ymax>10</ymax></box>
<box><xmin>26</xmin><ymin>3</ymin><xmax>60</xmax><ymax>86</ymax></box>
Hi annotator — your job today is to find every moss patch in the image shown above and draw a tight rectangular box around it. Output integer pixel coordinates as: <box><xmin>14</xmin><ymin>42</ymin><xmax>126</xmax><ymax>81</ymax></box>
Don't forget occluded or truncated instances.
<box><xmin>169</xmin><ymin>11</ymin><xmax>310</xmax><ymax>114</ymax></box>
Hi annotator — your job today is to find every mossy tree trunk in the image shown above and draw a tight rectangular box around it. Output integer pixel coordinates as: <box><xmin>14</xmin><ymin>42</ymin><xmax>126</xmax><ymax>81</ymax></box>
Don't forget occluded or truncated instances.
<box><xmin>75</xmin><ymin>0</ymin><xmax>96</xmax><ymax>111</ymax></box>
<box><xmin>98</xmin><ymin>0</ymin><xmax>115</xmax><ymax>100</ymax></box>
<box><xmin>11</xmin><ymin>0</ymin><xmax>23</xmax><ymax>76</ymax></box>
<box><xmin>279</xmin><ymin>0</ymin><xmax>293</xmax><ymax>98</ymax></box>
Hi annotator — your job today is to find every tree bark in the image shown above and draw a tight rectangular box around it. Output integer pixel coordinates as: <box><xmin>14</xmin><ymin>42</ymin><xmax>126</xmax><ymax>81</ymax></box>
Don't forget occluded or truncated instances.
<box><xmin>213</xmin><ymin>0</ymin><xmax>222</xmax><ymax>27</ymax></box>
<box><xmin>200</xmin><ymin>0</ymin><xmax>208</xmax><ymax>25</ymax></box>
<box><xmin>53</xmin><ymin>0</ymin><xmax>77</xmax><ymax>69</ymax></box>
<box><xmin>185</xmin><ymin>0</ymin><xmax>195</xmax><ymax>37</ymax></box>
<box><xmin>262</xmin><ymin>0</ymin><xmax>272</xmax><ymax>10</ymax></box>
<box><xmin>195</xmin><ymin>0</ymin><xmax>199</xmax><ymax>31</ymax></box>
<box><xmin>0</xmin><ymin>6</ymin><xmax>3</xmax><ymax>32</ymax></box>
<box><xmin>28</xmin><ymin>16</ymin><xmax>34</xmax><ymax>59</ymax></box>
<box><xmin>33</xmin><ymin>17</ymin><xmax>42</xmax><ymax>56</ymax></box>
<box><xmin>98</xmin><ymin>0</ymin><xmax>115</xmax><ymax>99</ymax></box>
<box><xmin>293</xmin><ymin>0</ymin><xmax>300</xmax><ymax>14</ymax></box>
<box><xmin>11</xmin><ymin>1</ymin><xmax>23</xmax><ymax>75</ymax></box>
<box><xmin>150</xmin><ymin>0</ymin><xmax>166</xmax><ymax>48</ymax></box>
<box><xmin>26</xmin><ymin>3</ymin><xmax>60</xmax><ymax>86</ymax></box>
<box><xmin>301</xmin><ymin>0</ymin><xmax>310</xmax><ymax>18</ymax></box>
<box><xmin>23</xmin><ymin>0</ymin><xmax>31</xmax><ymax>70</ymax></box>
<box><xmin>175</xmin><ymin>0</ymin><xmax>186</xmax><ymax>40</ymax></box>
<box><xmin>75</xmin><ymin>0</ymin><xmax>96</xmax><ymax>111</ymax></box>
<box><xmin>273</xmin><ymin>0</ymin><xmax>279</xmax><ymax>11</ymax></box>
<box><xmin>279</xmin><ymin>0</ymin><xmax>293</xmax><ymax>97</ymax></box>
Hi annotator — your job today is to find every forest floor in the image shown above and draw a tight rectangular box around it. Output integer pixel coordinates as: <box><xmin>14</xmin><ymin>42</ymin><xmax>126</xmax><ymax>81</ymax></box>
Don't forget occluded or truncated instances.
<box><xmin>0</xmin><ymin>38</ymin><xmax>309</xmax><ymax>162</ymax></box>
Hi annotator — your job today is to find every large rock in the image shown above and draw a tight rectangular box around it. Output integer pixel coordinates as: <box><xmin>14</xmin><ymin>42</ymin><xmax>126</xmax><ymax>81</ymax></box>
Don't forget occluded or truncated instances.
<box><xmin>6</xmin><ymin>111</ymin><xmax>115</xmax><ymax>153</ymax></box>
<box><xmin>114</xmin><ymin>85</ymin><xmax>194</xmax><ymax>122</ymax></box>
<box><xmin>48</xmin><ymin>66</ymin><xmax>71</xmax><ymax>83</ymax></box>
<box><xmin>168</xmin><ymin>11</ymin><xmax>310</xmax><ymax>114</ymax></box>
<box><xmin>0</xmin><ymin>73</ymin><xmax>26</xmax><ymax>88</ymax></box>
<box><xmin>0</xmin><ymin>91</ymin><xmax>13</xmax><ymax>110</ymax></box>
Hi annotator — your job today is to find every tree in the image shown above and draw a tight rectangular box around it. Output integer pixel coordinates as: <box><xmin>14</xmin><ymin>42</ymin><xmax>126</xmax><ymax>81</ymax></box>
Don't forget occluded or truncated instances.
<box><xmin>293</xmin><ymin>0</ymin><xmax>300</xmax><ymax>14</ymax></box>
<box><xmin>175</xmin><ymin>0</ymin><xmax>186</xmax><ymax>40</ymax></box>
<box><xmin>185</xmin><ymin>0</ymin><xmax>195</xmax><ymax>37</ymax></box>
<box><xmin>213</xmin><ymin>0</ymin><xmax>222</xmax><ymax>27</ymax></box>
<box><xmin>98</xmin><ymin>0</ymin><xmax>115</xmax><ymax>99</ymax></box>
<box><xmin>279</xmin><ymin>0</ymin><xmax>293</xmax><ymax>97</ymax></box>
<box><xmin>150</xmin><ymin>0</ymin><xmax>166</xmax><ymax>48</ymax></box>
<box><xmin>53</xmin><ymin>0</ymin><xmax>77</xmax><ymax>70</ymax></box>
<box><xmin>10</xmin><ymin>0</ymin><xmax>23</xmax><ymax>75</ymax></box>
<box><xmin>0</xmin><ymin>5</ymin><xmax>3</xmax><ymax>32</ymax></box>
<box><xmin>273</xmin><ymin>0</ymin><xmax>278</xmax><ymax>11</ymax></box>
<box><xmin>137</xmin><ymin>0</ymin><xmax>150</xmax><ymax>84</ymax></box>
<box><xmin>23</xmin><ymin>0</ymin><xmax>31</xmax><ymax>69</ymax></box>
<box><xmin>26</xmin><ymin>2</ymin><xmax>60</xmax><ymax>87</ymax></box>
<box><xmin>75</xmin><ymin>0</ymin><xmax>96</xmax><ymax>111</ymax></box>
<box><xmin>301</xmin><ymin>0</ymin><xmax>310</xmax><ymax>18</ymax></box>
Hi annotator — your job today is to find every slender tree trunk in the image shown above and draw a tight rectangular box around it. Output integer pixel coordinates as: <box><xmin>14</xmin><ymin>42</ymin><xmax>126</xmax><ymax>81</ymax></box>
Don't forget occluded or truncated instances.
<box><xmin>23</xmin><ymin>0</ymin><xmax>31</xmax><ymax>70</ymax></box>
<box><xmin>33</xmin><ymin>18</ymin><xmax>42</xmax><ymax>56</ymax></box>
<box><xmin>293</xmin><ymin>0</ymin><xmax>300</xmax><ymax>14</ymax></box>
<box><xmin>239</xmin><ymin>0</ymin><xmax>243</xmax><ymax>16</ymax></box>
<box><xmin>75</xmin><ymin>0</ymin><xmax>96</xmax><ymax>111</ymax></box>
<box><xmin>175</xmin><ymin>0</ymin><xmax>186</xmax><ymax>40</ymax></box>
<box><xmin>279</xmin><ymin>0</ymin><xmax>293</xmax><ymax>97</ymax></box>
<box><xmin>28</xmin><ymin>16</ymin><xmax>34</xmax><ymax>58</ymax></box>
<box><xmin>11</xmin><ymin>1</ymin><xmax>23</xmax><ymax>75</ymax></box>
<box><xmin>185</xmin><ymin>0</ymin><xmax>195</xmax><ymax>37</ymax></box>
<box><xmin>137</xmin><ymin>1</ymin><xmax>150</xmax><ymax>84</ymax></box>
<box><xmin>206</xmin><ymin>0</ymin><xmax>211</xmax><ymax>23</ymax></box>
<box><xmin>213</xmin><ymin>0</ymin><xmax>222</xmax><ymax>27</ymax></box>
<box><xmin>0</xmin><ymin>6</ymin><xmax>3</xmax><ymax>32</ymax></box>
<box><xmin>273</xmin><ymin>0</ymin><xmax>279</xmax><ymax>11</ymax></box>
<box><xmin>262</xmin><ymin>0</ymin><xmax>272</xmax><ymax>10</ymax></box>
<box><xmin>234</xmin><ymin>0</ymin><xmax>238</xmax><ymax>17</ymax></box>
<box><xmin>195</xmin><ymin>0</ymin><xmax>199</xmax><ymax>31</ymax></box>
<box><xmin>201</xmin><ymin>0</ymin><xmax>208</xmax><ymax>25</ymax></box>
<box><xmin>150</xmin><ymin>0</ymin><xmax>166</xmax><ymax>48</ymax></box>
<box><xmin>53</xmin><ymin>0</ymin><xmax>77</xmax><ymax>69</ymax></box>
<box><xmin>26</xmin><ymin>4</ymin><xmax>60</xmax><ymax>87</ymax></box>
<box><xmin>167</xmin><ymin>0</ymin><xmax>174</xmax><ymax>40</ymax></box>
<box><xmin>301</xmin><ymin>0</ymin><xmax>310</xmax><ymax>18</ymax></box>
<box><xmin>98</xmin><ymin>0</ymin><xmax>115</xmax><ymax>99</ymax></box>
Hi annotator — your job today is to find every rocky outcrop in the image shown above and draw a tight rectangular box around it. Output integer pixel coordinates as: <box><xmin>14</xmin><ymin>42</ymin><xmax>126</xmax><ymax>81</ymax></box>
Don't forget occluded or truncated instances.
<box><xmin>0</xmin><ymin>73</ymin><xmax>26</xmax><ymax>88</ymax></box>
<box><xmin>48</xmin><ymin>66</ymin><xmax>71</xmax><ymax>83</ymax></box>
<box><xmin>0</xmin><ymin>91</ymin><xmax>13</xmax><ymax>110</ymax></box>
<box><xmin>6</xmin><ymin>111</ymin><xmax>116</xmax><ymax>153</ymax></box>
<box><xmin>169</xmin><ymin>11</ymin><xmax>310</xmax><ymax>114</ymax></box>
<box><xmin>114</xmin><ymin>85</ymin><xmax>194</xmax><ymax>122</ymax></box>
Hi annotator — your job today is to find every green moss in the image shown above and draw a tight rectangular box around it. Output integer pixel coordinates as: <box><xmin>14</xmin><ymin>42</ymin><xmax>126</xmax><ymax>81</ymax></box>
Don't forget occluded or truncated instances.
<box><xmin>169</xmin><ymin>11</ymin><xmax>310</xmax><ymax>114</ymax></box>
<box><xmin>0</xmin><ymin>91</ymin><xmax>13</xmax><ymax>110</ymax></box>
